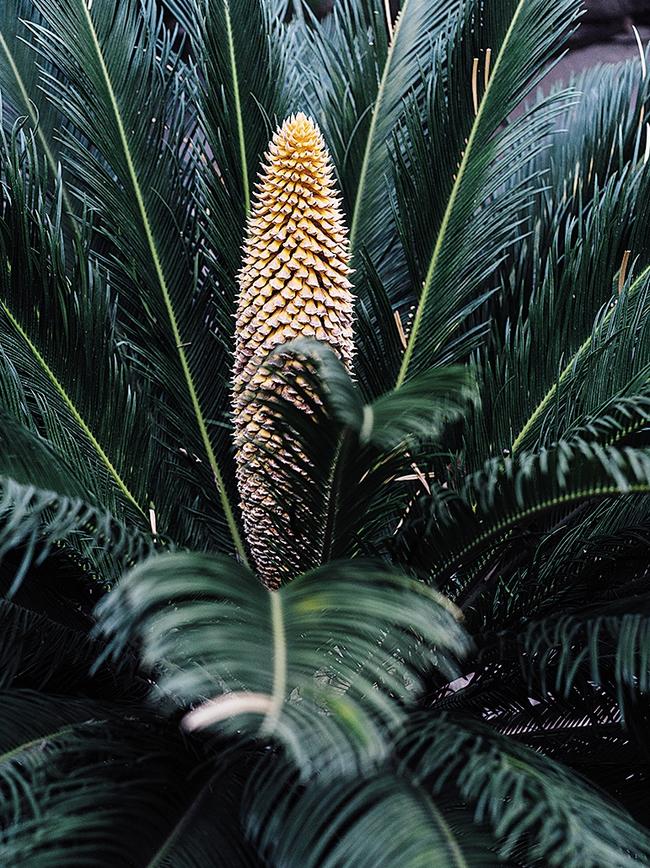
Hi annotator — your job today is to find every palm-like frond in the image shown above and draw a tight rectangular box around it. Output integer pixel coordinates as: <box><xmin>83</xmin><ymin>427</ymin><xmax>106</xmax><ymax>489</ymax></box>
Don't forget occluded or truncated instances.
<box><xmin>394</xmin><ymin>0</ymin><xmax>579</xmax><ymax>379</ymax></box>
<box><xmin>0</xmin><ymin>125</ymin><xmax>155</xmax><ymax>521</ymax></box>
<box><xmin>400</xmin><ymin>714</ymin><xmax>650</xmax><ymax>867</ymax></box>
<box><xmin>398</xmin><ymin>434</ymin><xmax>650</xmax><ymax>598</ymax></box>
<box><xmin>246</xmin><ymin>760</ymin><xmax>501</xmax><ymax>867</ymax></box>
<box><xmin>0</xmin><ymin>475</ymin><xmax>159</xmax><ymax>594</ymax></box>
<box><xmin>195</xmin><ymin>0</ymin><xmax>290</xmax><ymax>276</ymax></box>
<box><xmin>468</xmin><ymin>58</ymin><xmax>650</xmax><ymax>467</ymax></box>
<box><xmin>0</xmin><ymin>579</ymin><xmax>258</xmax><ymax>867</ymax></box>
<box><xmin>294</xmin><ymin>0</ymin><xmax>389</xmax><ymax>219</ymax></box>
<box><xmin>497</xmin><ymin>605</ymin><xmax>650</xmax><ymax>718</ymax></box>
<box><xmin>345</xmin><ymin>0</ymin><xmax>461</xmax><ymax>281</ymax></box>
<box><xmin>96</xmin><ymin>551</ymin><xmax>469</xmax><ymax>775</ymax></box>
<box><xmin>27</xmin><ymin>0</ymin><xmax>245</xmax><ymax>554</ymax></box>
<box><xmin>0</xmin><ymin>0</ymin><xmax>78</xmax><ymax>234</ymax></box>
<box><xmin>0</xmin><ymin>707</ymin><xmax>256</xmax><ymax>867</ymax></box>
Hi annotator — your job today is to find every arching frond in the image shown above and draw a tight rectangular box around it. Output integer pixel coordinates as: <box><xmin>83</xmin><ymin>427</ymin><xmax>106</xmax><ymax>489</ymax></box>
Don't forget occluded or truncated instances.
<box><xmin>27</xmin><ymin>0</ymin><xmax>244</xmax><ymax>554</ymax></box>
<box><xmin>96</xmin><ymin>552</ymin><xmax>469</xmax><ymax>776</ymax></box>
<box><xmin>0</xmin><ymin>708</ymin><xmax>255</xmax><ymax>868</ymax></box>
<box><xmin>0</xmin><ymin>126</ymin><xmax>153</xmax><ymax>522</ymax></box>
<box><xmin>394</xmin><ymin>0</ymin><xmax>579</xmax><ymax>379</ymax></box>
<box><xmin>0</xmin><ymin>475</ymin><xmax>159</xmax><ymax>594</ymax></box>
<box><xmin>246</xmin><ymin>760</ymin><xmax>500</xmax><ymax>867</ymax></box>
<box><xmin>0</xmin><ymin>0</ymin><xmax>78</xmax><ymax>235</ymax></box>
<box><xmin>500</xmin><ymin>605</ymin><xmax>650</xmax><ymax>718</ymax></box>
<box><xmin>397</xmin><ymin>436</ymin><xmax>650</xmax><ymax>595</ymax></box>
<box><xmin>400</xmin><ymin>714</ymin><xmax>650</xmax><ymax>867</ymax></box>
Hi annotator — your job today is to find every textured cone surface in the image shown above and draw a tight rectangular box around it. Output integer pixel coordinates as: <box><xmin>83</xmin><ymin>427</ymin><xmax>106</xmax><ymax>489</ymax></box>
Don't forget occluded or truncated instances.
<box><xmin>234</xmin><ymin>113</ymin><xmax>353</xmax><ymax>588</ymax></box>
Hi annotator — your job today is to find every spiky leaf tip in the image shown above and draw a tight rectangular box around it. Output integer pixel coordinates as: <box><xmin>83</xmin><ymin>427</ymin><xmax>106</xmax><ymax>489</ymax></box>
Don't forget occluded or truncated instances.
<box><xmin>233</xmin><ymin>113</ymin><xmax>354</xmax><ymax>587</ymax></box>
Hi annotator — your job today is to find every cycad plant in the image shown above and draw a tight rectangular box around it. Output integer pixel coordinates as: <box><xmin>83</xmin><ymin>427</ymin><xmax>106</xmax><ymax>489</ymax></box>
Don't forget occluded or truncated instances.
<box><xmin>1</xmin><ymin>0</ymin><xmax>650</xmax><ymax>863</ymax></box>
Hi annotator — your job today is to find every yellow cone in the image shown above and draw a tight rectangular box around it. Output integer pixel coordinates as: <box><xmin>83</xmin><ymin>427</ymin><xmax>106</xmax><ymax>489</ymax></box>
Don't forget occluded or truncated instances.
<box><xmin>233</xmin><ymin>113</ymin><xmax>354</xmax><ymax>587</ymax></box>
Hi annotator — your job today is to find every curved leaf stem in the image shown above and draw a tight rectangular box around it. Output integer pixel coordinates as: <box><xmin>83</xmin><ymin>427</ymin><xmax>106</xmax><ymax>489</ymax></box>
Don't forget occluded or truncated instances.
<box><xmin>145</xmin><ymin>771</ymin><xmax>219</xmax><ymax>868</ymax></box>
<box><xmin>75</xmin><ymin>0</ymin><xmax>247</xmax><ymax>560</ymax></box>
<box><xmin>1</xmin><ymin>301</ymin><xmax>146</xmax><ymax>517</ymax></box>
<box><xmin>263</xmin><ymin>589</ymin><xmax>286</xmax><ymax>732</ymax></box>
<box><xmin>416</xmin><ymin>782</ymin><xmax>469</xmax><ymax>868</ymax></box>
<box><xmin>0</xmin><ymin>723</ymin><xmax>78</xmax><ymax>767</ymax></box>
<box><xmin>433</xmin><ymin>482</ymin><xmax>650</xmax><ymax>584</ymax></box>
<box><xmin>348</xmin><ymin>0</ymin><xmax>411</xmax><ymax>256</ymax></box>
<box><xmin>511</xmin><ymin>265</ymin><xmax>650</xmax><ymax>454</ymax></box>
<box><xmin>396</xmin><ymin>0</ymin><xmax>527</xmax><ymax>387</ymax></box>
<box><xmin>224</xmin><ymin>0</ymin><xmax>250</xmax><ymax>213</ymax></box>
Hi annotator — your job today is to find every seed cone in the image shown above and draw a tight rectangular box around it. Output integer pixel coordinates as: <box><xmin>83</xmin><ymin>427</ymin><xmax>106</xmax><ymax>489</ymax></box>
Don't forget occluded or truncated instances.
<box><xmin>233</xmin><ymin>113</ymin><xmax>354</xmax><ymax>588</ymax></box>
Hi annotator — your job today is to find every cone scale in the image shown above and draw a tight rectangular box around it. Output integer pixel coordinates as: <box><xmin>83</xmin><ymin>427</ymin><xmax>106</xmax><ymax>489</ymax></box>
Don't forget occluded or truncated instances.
<box><xmin>233</xmin><ymin>113</ymin><xmax>354</xmax><ymax>588</ymax></box>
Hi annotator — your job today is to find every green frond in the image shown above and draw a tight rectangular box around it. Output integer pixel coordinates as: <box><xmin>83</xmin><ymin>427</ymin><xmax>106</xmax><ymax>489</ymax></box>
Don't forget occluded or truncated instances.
<box><xmin>400</xmin><ymin>714</ymin><xmax>650</xmax><ymax>867</ymax></box>
<box><xmin>96</xmin><ymin>552</ymin><xmax>469</xmax><ymax>776</ymax></box>
<box><xmin>468</xmin><ymin>66</ymin><xmax>650</xmax><ymax>467</ymax></box>
<box><xmin>505</xmin><ymin>606</ymin><xmax>650</xmax><ymax>719</ymax></box>
<box><xmin>0</xmin><ymin>709</ymin><xmax>254</xmax><ymax>867</ymax></box>
<box><xmin>0</xmin><ymin>0</ymin><xmax>79</xmax><ymax>236</ymax></box>
<box><xmin>295</xmin><ymin>0</ymin><xmax>389</xmax><ymax>217</ymax></box>
<box><xmin>395</xmin><ymin>0</ymin><xmax>580</xmax><ymax>380</ymax></box>
<box><xmin>195</xmin><ymin>0</ymin><xmax>290</xmax><ymax>260</ymax></box>
<box><xmin>346</xmin><ymin>0</ymin><xmax>461</xmax><ymax>280</ymax></box>
<box><xmin>510</xmin><ymin>267</ymin><xmax>650</xmax><ymax>455</ymax></box>
<box><xmin>0</xmin><ymin>126</ymin><xmax>153</xmax><ymax>521</ymax></box>
<box><xmin>247</xmin><ymin>761</ymin><xmax>501</xmax><ymax>867</ymax></box>
<box><xmin>397</xmin><ymin>436</ymin><xmax>650</xmax><ymax>595</ymax></box>
<box><xmin>0</xmin><ymin>475</ymin><xmax>160</xmax><ymax>594</ymax></box>
<box><xmin>28</xmin><ymin>0</ymin><xmax>245</xmax><ymax>555</ymax></box>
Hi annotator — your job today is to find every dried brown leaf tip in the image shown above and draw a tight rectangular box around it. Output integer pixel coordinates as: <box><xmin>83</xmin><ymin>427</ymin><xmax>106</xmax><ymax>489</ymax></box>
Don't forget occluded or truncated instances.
<box><xmin>233</xmin><ymin>113</ymin><xmax>354</xmax><ymax>588</ymax></box>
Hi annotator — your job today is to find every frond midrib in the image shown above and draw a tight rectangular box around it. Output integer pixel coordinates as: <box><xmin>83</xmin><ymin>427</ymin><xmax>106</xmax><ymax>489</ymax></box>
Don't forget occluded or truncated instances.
<box><xmin>434</xmin><ymin>481</ymin><xmax>650</xmax><ymax>583</ymax></box>
<box><xmin>416</xmin><ymin>781</ymin><xmax>470</xmax><ymax>868</ymax></box>
<box><xmin>223</xmin><ymin>0</ymin><xmax>250</xmax><ymax>212</ymax></box>
<box><xmin>348</xmin><ymin>0</ymin><xmax>409</xmax><ymax>256</ymax></box>
<box><xmin>265</xmin><ymin>589</ymin><xmax>286</xmax><ymax>728</ymax></box>
<box><xmin>511</xmin><ymin>265</ymin><xmax>650</xmax><ymax>453</ymax></box>
<box><xmin>1</xmin><ymin>300</ymin><xmax>146</xmax><ymax>517</ymax></box>
<box><xmin>396</xmin><ymin>0</ymin><xmax>526</xmax><ymax>387</ymax></box>
<box><xmin>144</xmin><ymin>771</ymin><xmax>219</xmax><ymax>868</ymax></box>
<box><xmin>74</xmin><ymin>0</ymin><xmax>246</xmax><ymax>559</ymax></box>
<box><xmin>0</xmin><ymin>722</ymin><xmax>80</xmax><ymax>768</ymax></box>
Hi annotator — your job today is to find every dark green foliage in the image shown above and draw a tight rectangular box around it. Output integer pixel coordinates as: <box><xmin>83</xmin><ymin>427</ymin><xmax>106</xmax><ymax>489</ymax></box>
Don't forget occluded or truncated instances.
<box><xmin>0</xmin><ymin>0</ymin><xmax>650</xmax><ymax>863</ymax></box>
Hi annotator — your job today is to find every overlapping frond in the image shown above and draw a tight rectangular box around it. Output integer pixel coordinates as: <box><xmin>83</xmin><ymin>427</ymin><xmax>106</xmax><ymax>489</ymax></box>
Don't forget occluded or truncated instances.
<box><xmin>96</xmin><ymin>552</ymin><xmax>469</xmax><ymax>777</ymax></box>
<box><xmin>505</xmin><ymin>606</ymin><xmax>650</xmax><ymax>718</ymax></box>
<box><xmin>0</xmin><ymin>475</ymin><xmax>160</xmax><ymax>594</ymax></box>
<box><xmin>397</xmin><ymin>435</ymin><xmax>650</xmax><ymax>598</ymax></box>
<box><xmin>27</xmin><ymin>0</ymin><xmax>244</xmax><ymax>554</ymax></box>
<box><xmin>0</xmin><ymin>707</ymin><xmax>254</xmax><ymax>867</ymax></box>
<box><xmin>0</xmin><ymin>126</ymin><xmax>153</xmax><ymax>521</ymax></box>
<box><xmin>246</xmin><ymin>761</ymin><xmax>500</xmax><ymax>867</ymax></box>
<box><xmin>0</xmin><ymin>0</ymin><xmax>75</xmax><ymax>228</ymax></box>
<box><xmin>195</xmin><ymin>0</ymin><xmax>290</xmax><ymax>278</ymax></box>
<box><xmin>394</xmin><ymin>0</ymin><xmax>579</xmax><ymax>380</ymax></box>
<box><xmin>245</xmin><ymin>339</ymin><xmax>473</xmax><ymax>578</ymax></box>
<box><xmin>294</xmin><ymin>0</ymin><xmax>389</xmax><ymax>217</ymax></box>
<box><xmin>400</xmin><ymin>714</ymin><xmax>650</xmax><ymax>867</ymax></box>
<box><xmin>468</xmin><ymin>57</ymin><xmax>650</xmax><ymax>468</ymax></box>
